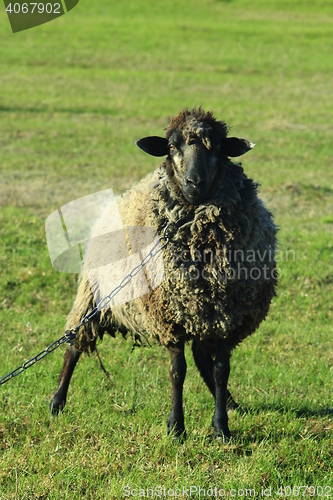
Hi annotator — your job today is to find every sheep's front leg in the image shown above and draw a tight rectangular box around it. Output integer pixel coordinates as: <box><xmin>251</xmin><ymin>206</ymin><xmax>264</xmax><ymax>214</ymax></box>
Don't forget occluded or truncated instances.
<box><xmin>50</xmin><ymin>345</ymin><xmax>81</xmax><ymax>415</ymax></box>
<box><xmin>212</xmin><ymin>342</ymin><xmax>231</xmax><ymax>439</ymax></box>
<box><xmin>167</xmin><ymin>341</ymin><xmax>187</xmax><ymax>439</ymax></box>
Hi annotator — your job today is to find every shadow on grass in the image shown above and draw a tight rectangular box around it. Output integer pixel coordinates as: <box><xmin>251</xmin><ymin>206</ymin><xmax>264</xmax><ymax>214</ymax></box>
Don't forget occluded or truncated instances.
<box><xmin>0</xmin><ymin>104</ymin><xmax>118</xmax><ymax>116</ymax></box>
<box><xmin>236</xmin><ymin>402</ymin><xmax>333</xmax><ymax>419</ymax></box>
<box><xmin>205</xmin><ymin>402</ymin><xmax>333</xmax><ymax>454</ymax></box>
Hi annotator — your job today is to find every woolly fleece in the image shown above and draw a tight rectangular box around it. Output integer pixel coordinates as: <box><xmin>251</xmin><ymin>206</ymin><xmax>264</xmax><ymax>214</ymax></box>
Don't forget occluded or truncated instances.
<box><xmin>65</xmin><ymin>109</ymin><xmax>278</xmax><ymax>353</ymax></box>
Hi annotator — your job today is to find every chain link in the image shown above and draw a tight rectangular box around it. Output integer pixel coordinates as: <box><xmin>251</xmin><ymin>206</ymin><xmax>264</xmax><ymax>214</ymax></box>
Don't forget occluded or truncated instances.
<box><xmin>0</xmin><ymin>222</ymin><xmax>175</xmax><ymax>387</ymax></box>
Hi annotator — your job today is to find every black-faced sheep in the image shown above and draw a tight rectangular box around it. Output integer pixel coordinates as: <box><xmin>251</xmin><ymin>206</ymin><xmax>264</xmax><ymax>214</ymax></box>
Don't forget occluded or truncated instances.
<box><xmin>50</xmin><ymin>108</ymin><xmax>278</xmax><ymax>440</ymax></box>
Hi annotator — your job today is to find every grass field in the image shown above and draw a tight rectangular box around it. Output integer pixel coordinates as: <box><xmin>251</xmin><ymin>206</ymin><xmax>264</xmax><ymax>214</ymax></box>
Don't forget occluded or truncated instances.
<box><xmin>0</xmin><ymin>0</ymin><xmax>333</xmax><ymax>498</ymax></box>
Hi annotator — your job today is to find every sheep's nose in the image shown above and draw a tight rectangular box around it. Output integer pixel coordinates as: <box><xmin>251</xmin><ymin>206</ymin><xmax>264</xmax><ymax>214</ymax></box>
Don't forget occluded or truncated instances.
<box><xmin>186</xmin><ymin>176</ymin><xmax>205</xmax><ymax>188</ymax></box>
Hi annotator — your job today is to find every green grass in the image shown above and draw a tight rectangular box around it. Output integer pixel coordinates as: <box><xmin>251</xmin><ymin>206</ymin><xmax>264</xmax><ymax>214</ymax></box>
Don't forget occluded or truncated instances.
<box><xmin>0</xmin><ymin>0</ymin><xmax>333</xmax><ymax>497</ymax></box>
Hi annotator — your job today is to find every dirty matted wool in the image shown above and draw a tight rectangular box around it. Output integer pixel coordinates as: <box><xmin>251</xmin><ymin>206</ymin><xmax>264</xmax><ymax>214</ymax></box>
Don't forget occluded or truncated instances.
<box><xmin>68</xmin><ymin>109</ymin><xmax>277</xmax><ymax>352</ymax></box>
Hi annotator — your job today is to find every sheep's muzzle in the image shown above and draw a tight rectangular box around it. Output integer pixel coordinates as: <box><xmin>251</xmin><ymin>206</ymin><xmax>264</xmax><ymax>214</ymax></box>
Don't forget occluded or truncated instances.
<box><xmin>180</xmin><ymin>143</ymin><xmax>218</xmax><ymax>205</ymax></box>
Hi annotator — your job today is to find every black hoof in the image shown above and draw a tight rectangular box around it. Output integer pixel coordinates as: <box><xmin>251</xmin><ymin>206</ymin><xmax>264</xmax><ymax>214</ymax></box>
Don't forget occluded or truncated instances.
<box><xmin>212</xmin><ymin>415</ymin><xmax>231</xmax><ymax>441</ymax></box>
<box><xmin>168</xmin><ymin>426</ymin><xmax>187</xmax><ymax>442</ymax></box>
<box><xmin>167</xmin><ymin>414</ymin><xmax>186</xmax><ymax>441</ymax></box>
<box><xmin>213</xmin><ymin>429</ymin><xmax>231</xmax><ymax>442</ymax></box>
<box><xmin>49</xmin><ymin>395</ymin><xmax>66</xmax><ymax>416</ymax></box>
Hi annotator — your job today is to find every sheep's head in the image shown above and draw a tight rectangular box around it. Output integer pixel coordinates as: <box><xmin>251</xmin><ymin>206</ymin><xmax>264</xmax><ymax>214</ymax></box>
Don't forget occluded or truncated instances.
<box><xmin>136</xmin><ymin>108</ymin><xmax>254</xmax><ymax>205</ymax></box>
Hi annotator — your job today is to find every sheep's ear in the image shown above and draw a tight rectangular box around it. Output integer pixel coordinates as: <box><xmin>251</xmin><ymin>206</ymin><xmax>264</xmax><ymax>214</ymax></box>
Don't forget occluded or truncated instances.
<box><xmin>136</xmin><ymin>136</ymin><xmax>169</xmax><ymax>157</ymax></box>
<box><xmin>221</xmin><ymin>137</ymin><xmax>255</xmax><ymax>157</ymax></box>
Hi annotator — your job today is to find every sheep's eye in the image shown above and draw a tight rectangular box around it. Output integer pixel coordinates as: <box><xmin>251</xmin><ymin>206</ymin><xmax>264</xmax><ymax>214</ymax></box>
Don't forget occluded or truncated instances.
<box><xmin>169</xmin><ymin>144</ymin><xmax>176</xmax><ymax>152</ymax></box>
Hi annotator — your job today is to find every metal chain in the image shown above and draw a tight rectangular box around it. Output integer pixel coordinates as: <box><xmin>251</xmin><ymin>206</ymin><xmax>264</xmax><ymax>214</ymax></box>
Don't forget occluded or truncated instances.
<box><xmin>0</xmin><ymin>222</ymin><xmax>175</xmax><ymax>387</ymax></box>
<box><xmin>0</xmin><ymin>331</ymin><xmax>76</xmax><ymax>387</ymax></box>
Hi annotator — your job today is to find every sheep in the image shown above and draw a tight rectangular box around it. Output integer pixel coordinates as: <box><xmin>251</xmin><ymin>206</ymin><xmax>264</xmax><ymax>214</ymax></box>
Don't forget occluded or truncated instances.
<box><xmin>50</xmin><ymin>107</ymin><xmax>278</xmax><ymax>440</ymax></box>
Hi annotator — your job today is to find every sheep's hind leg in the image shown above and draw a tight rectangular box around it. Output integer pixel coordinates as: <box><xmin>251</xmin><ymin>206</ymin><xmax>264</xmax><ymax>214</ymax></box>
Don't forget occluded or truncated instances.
<box><xmin>50</xmin><ymin>345</ymin><xmax>81</xmax><ymax>415</ymax></box>
<box><xmin>212</xmin><ymin>341</ymin><xmax>231</xmax><ymax>439</ymax></box>
<box><xmin>167</xmin><ymin>341</ymin><xmax>187</xmax><ymax>440</ymax></box>
<box><xmin>192</xmin><ymin>339</ymin><xmax>237</xmax><ymax>410</ymax></box>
